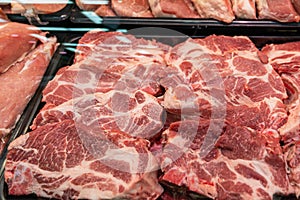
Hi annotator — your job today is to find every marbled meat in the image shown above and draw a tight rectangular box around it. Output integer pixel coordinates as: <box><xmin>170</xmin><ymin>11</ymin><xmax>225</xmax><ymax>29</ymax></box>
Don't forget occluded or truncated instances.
<box><xmin>5</xmin><ymin>120</ymin><xmax>163</xmax><ymax>199</ymax></box>
<box><xmin>262</xmin><ymin>41</ymin><xmax>300</xmax><ymax>196</ymax></box>
<box><xmin>5</xmin><ymin>32</ymin><xmax>300</xmax><ymax>200</ymax></box>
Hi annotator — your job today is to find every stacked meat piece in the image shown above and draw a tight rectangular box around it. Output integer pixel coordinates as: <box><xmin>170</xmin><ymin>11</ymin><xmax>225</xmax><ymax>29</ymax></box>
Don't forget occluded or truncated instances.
<box><xmin>5</xmin><ymin>31</ymin><xmax>168</xmax><ymax>199</ymax></box>
<box><xmin>262</xmin><ymin>42</ymin><xmax>300</xmax><ymax>196</ymax></box>
<box><xmin>4</xmin><ymin>31</ymin><xmax>300</xmax><ymax>200</ymax></box>
<box><xmin>76</xmin><ymin>0</ymin><xmax>300</xmax><ymax>23</ymax></box>
<box><xmin>0</xmin><ymin>22</ymin><xmax>57</xmax><ymax>153</ymax></box>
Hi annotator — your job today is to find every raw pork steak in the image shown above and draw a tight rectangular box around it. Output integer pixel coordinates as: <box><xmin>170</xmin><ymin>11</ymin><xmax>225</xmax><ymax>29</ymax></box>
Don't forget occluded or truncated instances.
<box><xmin>111</xmin><ymin>0</ymin><xmax>153</xmax><ymax>17</ymax></box>
<box><xmin>231</xmin><ymin>0</ymin><xmax>256</xmax><ymax>19</ymax></box>
<box><xmin>159</xmin><ymin>34</ymin><xmax>291</xmax><ymax>199</ymax></box>
<box><xmin>0</xmin><ymin>30</ymin><xmax>57</xmax><ymax>152</ymax></box>
<box><xmin>0</xmin><ymin>22</ymin><xmax>42</xmax><ymax>73</ymax></box>
<box><xmin>32</xmin><ymin>90</ymin><xmax>164</xmax><ymax>139</ymax></box>
<box><xmin>256</xmin><ymin>0</ymin><xmax>300</xmax><ymax>22</ymax></box>
<box><xmin>43</xmin><ymin>31</ymin><xmax>169</xmax><ymax>106</ymax></box>
<box><xmin>5</xmin><ymin>120</ymin><xmax>163</xmax><ymax>199</ymax></box>
<box><xmin>163</xmin><ymin>35</ymin><xmax>287</xmax><ymax>132</ymax></box>
<box><xmin>191</xmin><ymin>0</ymin><xmax>235</xmax><ymax>23</ymax></box>
<box><xmin>262</xmin><ymin>41</ymin><xmax>300</xmax><ymax>195</ymax></box>
<box><xmin>148</xmin><ymin>0</ymin><xmax>199</xmax><ymax>18</ymax></box>
<box><xmin>160</xmin><ymin>120</ymin><xmax>291</xmax><ymax>199</ymax></box>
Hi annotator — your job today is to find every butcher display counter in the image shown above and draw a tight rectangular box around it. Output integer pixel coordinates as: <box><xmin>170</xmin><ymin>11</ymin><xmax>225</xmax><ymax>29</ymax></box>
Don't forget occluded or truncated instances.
<box><xmin>1</xmin><ymin>0</ymin><xmax>300</xmax><ymax>200</ymax></box>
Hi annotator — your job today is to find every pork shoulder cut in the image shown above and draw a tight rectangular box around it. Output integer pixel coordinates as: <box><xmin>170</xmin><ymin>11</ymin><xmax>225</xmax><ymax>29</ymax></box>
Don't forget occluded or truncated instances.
<box><xmin>148</xmin><ymin>0</ymin><xmax>199</xmax><ymax>18</ymax></box>
<box><xmin>256</xmin><ymin>0</ymin><xmax>300</xmax><ymax>22</ymax></box>
<box><xmin>262</xmin><ymin>41</ymin><xmax>300</xmax><ymax>195</ymax></box>
<box><xmin>5</xmin><ymin>120</ymin><xmax>163</xmax><ymax>199</ymax></box>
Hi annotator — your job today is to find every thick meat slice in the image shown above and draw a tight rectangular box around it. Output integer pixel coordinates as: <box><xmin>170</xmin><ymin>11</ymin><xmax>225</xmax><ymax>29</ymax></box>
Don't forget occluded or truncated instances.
<box><xmin>0</xmin><ymin>36</ymin><xmax>57</xmax><ymax>152</ymax></box>
<box><xmin>284</xmin><ymin>141</ymin><xmax>300</xmax><ymax>196</ymax></box>
<box><xmin>231</xmin><ymin>0</ymin><xmax>256</xmax><ymax>19</ymax></box>
<box><xmin>5</xmin><ymin>120</ymin><xmax>163</xmax><ymax>199</ymax></box>
<box><xmin>148</xmin><ymin>0</ymin><xmax>199</xmax><ymax>18</ymax></box>
<box><xmin>111</xmin><ymin>0</ymin><xmax>153</xmax><ymax>17</ymax></box>
<box><xmin>292</xmin><ymin>0</ymin><xmax>300</xmax><ymax>14</ymax></box>
<box><xmin>256</xmin><ymin>0</ymin><xmax>300</xmax><ymax>22</ymax></box>
<box><xmin>42</xmin><ymin>61</ymin><xmax>168</xmax><ymax>106</ymax></box>
<box><xmin>43</xmin><ymin>31</ymin><xmax>169</xmax><ymax>106</ymax></box>
<box><xmin>160</xmin><ymin>120</ymin><xmax>291</xmax><ymax>199</ymax></box>
<box><xmin>0</xmin><ymin>22</ymin><xmax>41</xmax><ymax>73</ymax></box>
<box><xmin>261</xmin><ymin>41</ymin><xmax>300</xmax><ymax>195</ymax></box>
<box><xmin>191</xmin><ymin>0</ymin><xmax>235</xmax><ymax>23</ymax></box>
<box><xmin>95</xmin><ymin>5</ymin><xmax>116</xmax><ymax>17</ymax></box>
<box><xmin>74</xmin><ymin>31</ymin><xmax>168</xmax><ymax>65</ymax></box>
<box><xmin>32</xmin><ymin>90</ymin><xmax>164</xmax><ymax>139</ymax></box>
<box><xmin>262</xmin><ymin>41</ymin><xmax>300</xmax><ymax>142</ymax></box>
<box><xmin>162</xmin><ymin>35</ymin><xmax>287</xmax><ymax>132</ymax></box>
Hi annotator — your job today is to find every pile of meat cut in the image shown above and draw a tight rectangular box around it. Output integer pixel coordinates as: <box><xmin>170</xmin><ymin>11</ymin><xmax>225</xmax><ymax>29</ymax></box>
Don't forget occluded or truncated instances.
<box><xmin>76</xmin><ymin>0</ymin><xmax>300</xmax><ymax>23</ymax></box>
<box><xmin>0</xmin><ymin>22</ymin><xmax>57</xmax><ymax>153</ymax></box>
<box><xmin>4</xmin><ymin>30</ymin><xmax>300</xmax><ymax>200</ymax></box>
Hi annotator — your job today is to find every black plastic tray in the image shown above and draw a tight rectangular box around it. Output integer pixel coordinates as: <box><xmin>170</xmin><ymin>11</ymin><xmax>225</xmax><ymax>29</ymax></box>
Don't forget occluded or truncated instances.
<box><xmin>2</xmin><ymin>0</ymin><xmax>74</xmax><ymax>26</ymax></box>
<box><xmin>1</xmin><ymin>31</ymin><xmax>300</xmax><ymax>200</ymax></box>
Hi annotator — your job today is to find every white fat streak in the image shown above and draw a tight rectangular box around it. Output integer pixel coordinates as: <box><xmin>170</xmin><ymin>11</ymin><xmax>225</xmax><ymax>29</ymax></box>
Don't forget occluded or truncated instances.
<box><xmin>241</xmin><ymin>0</ymin><xmax>255</xmax><ymax>13</ymax></box>
<box><xmin>14</xmin><ymin>145</ymin><xmax>39</xmax><ymax>154</ymax></box>
<box><xmin>0</xmin><ymin>23</ymin><xmax>8</xmax><ymax>30</ymax></box>
<box><xmin>264</xmin><ymin>97</ymin><xmax>282</xmax><ymax>111</ymax></box>
<box><xmin>19</xmin><ymin>37</ymin><xmax>57</xmax><ymax>74</ymax></box>
<box><xmin>18</xmin><ymin>59</ymin><xmax>34</xmax><ymax>74</ymax></box>
<box><xmin>102</xmin><ymin>147</ymin><xmax>140</xmax><ymax>172</ymax></box>
<box><xmin>268</xmin><ymin>49</ymin><xmax>300</xmax><ymax>64</ymax></box>
<box><xmin>0</xmin><ymin>128</ymin><xmax>11</xmax><ymax>135</ymax></box>
<box><xmin>137</xmin><ymin>44</ymin><xmax>160</xmax><ymax>49</ymax></box>
<box><xmin>7</xmin><ymin>134</ymin><xmax>30</xmax><ymax>150</ymax></box>
<box><xmin>10</xmin><ymin>158</ymin><xmax>135</xmax><ymax>199</ymax></box>
<box><xmin>115</xmin><ymin>36</ymin><xmax>132</xmax><ymax>44</ymax></box>
<box><xmin>232</xmin><ymin>0</ymin><xmax>255</xmax><ymax>18</ymax></box>
<box><xmin>168</xmin><ymin>134</ymin><xmax>191</xmax><ymax>152</ymax></box>
<box><xmin>29</xmin><ymin>33</ymin><xmax>48</xmax><ymax>43</ymax></box>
